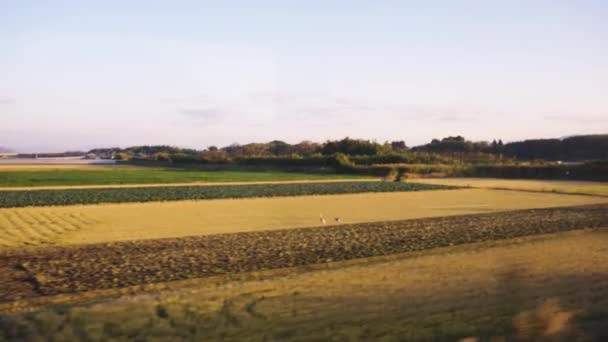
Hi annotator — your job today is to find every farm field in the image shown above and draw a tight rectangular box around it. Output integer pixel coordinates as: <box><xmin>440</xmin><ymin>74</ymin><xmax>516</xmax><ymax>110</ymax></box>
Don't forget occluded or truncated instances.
<box><xmin>0</xmin><ymin>164</ymin><xmax>365</xmax><ymax>188</ymax></box>
<box><xmin>0</xmin><ymin>181</ymin><xmax>447</xmax><ymax>208</ymax></box>
<box><xmin>1</xmin><ymin>204</ymin><xmax>606</xmax><ymax>301</ymax></box>
<box><xmin>0</xmin><ymin>174</ymin><xmax>606</xmax><ymax>340</ymax></box>
<box><xmin>4</xmin><ymin>2</ymin><xmax>607</xmax><ymax>339</ymax></box>
<box><xmin>2</xmin><ymin>229</ymin><xmax>607</xmax><ymax>341</ymax></box>
<box><xmin>413</xmin><ymin>177</ymin><xmax>608</xmax><ymax>196</ymax></box>
<box><xmin>0</xmin><ymin>189</ymin><xmax>606</xmax><ymax>249</ymax></box>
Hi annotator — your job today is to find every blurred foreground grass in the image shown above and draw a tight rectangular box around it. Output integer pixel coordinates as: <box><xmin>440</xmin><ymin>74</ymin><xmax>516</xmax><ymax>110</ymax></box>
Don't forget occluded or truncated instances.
<box><xmin>2</xmin><ymin>229</ymin><xmax>607</xmax><ymax>341</ymax></box>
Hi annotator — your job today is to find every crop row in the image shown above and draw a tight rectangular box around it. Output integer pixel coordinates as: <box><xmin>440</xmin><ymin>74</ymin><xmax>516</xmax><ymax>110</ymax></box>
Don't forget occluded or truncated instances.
<box><xmin>1</xmin><ymin>204</ymin><xmax>606</xmax><ymax>301</ymax></box>
<box><xmin>0</xmin><ymin>181</ymin><xmax>452</xmax><ymax>208</ymax></box>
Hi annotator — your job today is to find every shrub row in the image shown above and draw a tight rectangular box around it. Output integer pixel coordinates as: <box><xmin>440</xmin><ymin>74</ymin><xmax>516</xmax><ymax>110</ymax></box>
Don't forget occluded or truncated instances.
<box><xmin>455</xmin><ymin>164</ymin><xmax>608</xmax><ymax>181</ymax></box>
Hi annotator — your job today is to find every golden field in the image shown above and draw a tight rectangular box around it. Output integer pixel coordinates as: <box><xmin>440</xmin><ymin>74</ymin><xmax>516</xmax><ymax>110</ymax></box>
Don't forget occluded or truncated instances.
<box><xmin>0</xmin><ymin>188</ymin><xmax>606</xmax><ymax>249</ymax></box>
<box><xmin>413</xmin><ymin>177</ymin><xmax>608</xmax><ymax>196</ymax></box>
<box><xmin>4</xmin><ymin>229</ymin><xmax>607</xmax><ymax>340</ymax></box>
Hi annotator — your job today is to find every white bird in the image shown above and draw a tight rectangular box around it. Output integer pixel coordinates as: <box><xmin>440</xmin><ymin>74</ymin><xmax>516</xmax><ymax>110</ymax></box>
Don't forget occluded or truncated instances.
<box><xmin>319</xmin><ymin>213</ymin><xmax>326</xmax><ymax>224</ymax></box>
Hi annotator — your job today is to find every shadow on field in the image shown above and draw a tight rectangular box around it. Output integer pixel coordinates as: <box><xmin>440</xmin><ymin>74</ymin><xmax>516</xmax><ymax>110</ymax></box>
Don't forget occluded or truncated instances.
<box><xmin>1</xmin><ymin>270</ymin><xmax>607</xmax><ymax>341</ymax></box>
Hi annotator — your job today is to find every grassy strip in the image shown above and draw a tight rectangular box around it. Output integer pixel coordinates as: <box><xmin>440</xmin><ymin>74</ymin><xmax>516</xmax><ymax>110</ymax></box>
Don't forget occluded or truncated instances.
<box><xmin>0</xmin><ymin>167</ymin><xmax>366</xmax><ymax>187</ymax></box>
<box><xmin>0</xmin><ymin>182</ymin><xmax>452</xmax><ymax>208</ymax></box>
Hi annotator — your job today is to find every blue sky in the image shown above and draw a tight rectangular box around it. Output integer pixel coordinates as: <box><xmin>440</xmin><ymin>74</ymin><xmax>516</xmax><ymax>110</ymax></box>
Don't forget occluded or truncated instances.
<box><xmin>1</xmin><ymin>0</ymin><xmax>607</xmax><ymax>152</ymax></box>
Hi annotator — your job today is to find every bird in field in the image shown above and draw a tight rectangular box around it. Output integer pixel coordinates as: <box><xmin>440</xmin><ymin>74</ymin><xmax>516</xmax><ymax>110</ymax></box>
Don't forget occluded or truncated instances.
<box><xmin>319</xmin><ymin>213</ymin><xmax>326</xmax><ymax>224</ymax></box>
<box><xmin>334</xmin><ymin>217</ymin><xmax>341</xmax><ymax>223</ymax></box>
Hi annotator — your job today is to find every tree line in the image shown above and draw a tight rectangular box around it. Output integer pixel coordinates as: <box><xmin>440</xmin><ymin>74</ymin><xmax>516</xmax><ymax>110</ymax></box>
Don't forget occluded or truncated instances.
<box><xmin>87</xmin><ymin>134</ymin><xmax>607</xmax><ymax>164</ymax></box>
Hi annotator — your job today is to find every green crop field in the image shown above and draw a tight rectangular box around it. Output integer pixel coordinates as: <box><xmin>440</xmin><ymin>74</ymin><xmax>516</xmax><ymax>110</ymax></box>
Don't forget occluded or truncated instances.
<box><xmin>0</xmin><ymin>165</ymin><xmax>365</xmax><ymax>188</ymax></box>
<box><xmin>0</xmin><ymin>181</ymin><xmax>452</xmax><ymax>208</ymax></box>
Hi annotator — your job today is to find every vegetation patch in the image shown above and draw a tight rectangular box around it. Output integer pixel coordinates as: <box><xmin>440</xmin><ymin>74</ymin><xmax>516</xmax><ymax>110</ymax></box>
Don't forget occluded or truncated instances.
<box><xmin>0</xmin><ymin>181</ymin><xmax>452</xmax><ymax>208</ymax></box>
<box><xmin>0</xmin><ymin>167</ymin><xmax>365</xmax><ymax>188</ymax></box>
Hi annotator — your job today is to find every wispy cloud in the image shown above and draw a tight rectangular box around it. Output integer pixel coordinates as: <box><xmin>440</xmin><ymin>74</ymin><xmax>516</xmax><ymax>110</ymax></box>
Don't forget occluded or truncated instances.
<box><xmin>173</xmin><ymin>92</ymin><xmax>503</xmax><ymax>130</ymax></box>
<box><xmin>437</xmin><ymin>115</ymin><xmax>477</xmax><ymax>122</ymax></box>
<box><xmin>0</xmin><ymin>96</ymin><xmax>16</xmax><ymax>105</ymax></box>
<box><xmin>258</xmin><ymin>92</ymin><xmax>383</xmax><ymax>126</ymax></box>
<box><xmin>544</xmin><ymin>115</ymin><xmax>606</xmax><ymax>124</ymax></box>
<box><xmin>160</xmin><ymin>94</ymin><xmax>209</xmax><ymax>104</ymax></box>
<box><xmin>177</xmin><ymin>108</ymin><xmax>223</xmax><ymax>124</ymax></box>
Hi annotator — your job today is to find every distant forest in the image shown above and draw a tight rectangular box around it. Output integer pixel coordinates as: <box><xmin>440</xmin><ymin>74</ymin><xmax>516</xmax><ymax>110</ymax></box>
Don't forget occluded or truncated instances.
<box><xmin>86</xmin><ymin>134</ymin><xmax>608</xmax><ymax>164</ymax></box>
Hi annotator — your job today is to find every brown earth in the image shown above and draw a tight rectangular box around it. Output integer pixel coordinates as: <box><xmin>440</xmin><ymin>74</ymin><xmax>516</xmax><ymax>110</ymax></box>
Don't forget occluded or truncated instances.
<box><xmin>1</xmin><ymin>230</ymin><xmax>608</xmax><ymax>341</ymax></box>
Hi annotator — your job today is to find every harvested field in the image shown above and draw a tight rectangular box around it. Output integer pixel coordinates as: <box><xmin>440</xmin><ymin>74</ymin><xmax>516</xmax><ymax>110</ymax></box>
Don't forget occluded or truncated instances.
<box><xmin>1</xmin><ymin>189</ymin><xmax>606</xmax><ymax>249</ymax></box>
<box><xmin>1</xmin><ymin>204</ymin><xmax>606</xmax><ymax>303</ymax></box>
<box><xmin>414</xmin><ymin>177</ymin><xmax>608</xmax><ymax>196</ymax></box>
<box><xmin>0</xmin><ymin>211</ymin><xmax>96</xmax><ymax>248</ymax></box>
<box><xmin>0</xmin><ymin>181</ymin><xmax>449</xmax><ymax>208</ymax></box>
<box><xmin>1</xmin><ymin>229</ymin><xmax>607</xmax><ymax>341</ymax></box>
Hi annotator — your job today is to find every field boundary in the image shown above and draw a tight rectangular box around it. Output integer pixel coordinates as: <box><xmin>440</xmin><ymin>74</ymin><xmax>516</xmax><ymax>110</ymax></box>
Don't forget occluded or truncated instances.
<box><xmin>0</xmin><ymin>178</ymin><xmax>379</xmax><ymax>191</ymax></box>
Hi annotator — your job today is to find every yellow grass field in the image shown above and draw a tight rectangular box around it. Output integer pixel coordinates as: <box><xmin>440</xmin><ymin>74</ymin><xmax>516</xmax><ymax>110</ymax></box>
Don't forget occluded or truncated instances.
<box><xmin>0</xmin><ymin>189</ymin><xmax>606</xmax><ymax>249</ymax></box>
<box><xmin>5</xmin><ymin>229</ymin><xmax>607</xmax><ymax>340</ymax></box>
<box><xmin>0</xmin><ymin>164</ymin><xmax>111</xmax><ymax>171</ymax></box>
<box><xmin>413</xmin><ymin>177</ymin><xmax>608</xmax><ymax>196</ymax></box>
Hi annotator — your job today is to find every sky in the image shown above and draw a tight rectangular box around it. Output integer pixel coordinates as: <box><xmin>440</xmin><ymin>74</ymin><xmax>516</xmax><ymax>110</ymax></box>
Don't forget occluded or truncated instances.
<box><xmin>1</xmin><ymin>0</ymin><xmax>607</xmax><ymax>152</ymax></box>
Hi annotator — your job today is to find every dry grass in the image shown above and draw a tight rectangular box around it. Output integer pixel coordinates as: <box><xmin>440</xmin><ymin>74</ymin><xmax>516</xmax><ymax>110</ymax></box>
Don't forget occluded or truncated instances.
<box><xmin>3</xmin><ymin>229</ymin><xmax>607</xmax><ymax>340</ymax></box>
<box><xmin>0</xmin><ymin>189</ymin><xmax>605</xmax><ymax>249</ymax></box>
<box><xmin>0</xmin><ymin>164</ymin><xmax>117</xmax><ymax>171</ymax></box>
<box><xmin>0</xmin><ymin>211</ymin><xmax>96</xmax><ymax>248</ymax></box>
<box><xmin>3</xmin><ymin>205</ymin><xmax>603</xmax><ymax>302</ymax></box>
<box><xmin>413</xmin><ymin>177</ymin><xmax>608</xmax><ymax>196</ymax></box>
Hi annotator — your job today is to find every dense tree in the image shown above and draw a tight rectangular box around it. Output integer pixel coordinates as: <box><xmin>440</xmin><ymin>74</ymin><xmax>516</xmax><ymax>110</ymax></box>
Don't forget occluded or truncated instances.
<box><xmin>321</xmin><ymin>137</ymin><xmax>389</xmax><ymax>156</ymax></box>
<box><xmin>413</xmin><ymin>136</ymin><xmax>484</xmax><ymax>153</ymax></box>
<box><xmin>85</xmin><ymin>134</ymin><xmax>608</xmax><ymax>164</ymax></box>
<box><xmin>292</xmin><ymin>141</ymin><xmax>322</xmax><ymax>155</ymax></box>
<box><xmin>501</xmin><ymin>135</ymin><xmax>608</xmax><ymax>161</ymax></box>
<box><xmin>390</xmin><ymin>141</ymin><xmax>408</xmax><ymax>152</ymax></box>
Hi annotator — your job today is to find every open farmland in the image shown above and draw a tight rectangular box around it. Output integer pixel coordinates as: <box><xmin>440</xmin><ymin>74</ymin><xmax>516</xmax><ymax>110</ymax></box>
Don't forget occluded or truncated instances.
<box><xmin>0</xmin><ymin>173</ymin><xmax>606</xmax><ymax>339</ymax></box>
<box><xmin>0</xmin><ymin>189</ymin><xmax>606</xmax><ymax>249</ymax></box>
<box><xmin>0</xmin><ymin>181</ymin><xmax>448</xmax><ymax>208</ymax></box>
<box><xmin>0</xmin><ymin>164</ymin><xmax>365</xmax><ymax>188</ymax></box>
<box><xmin>1</xmin><ymin>228</ymin><xmax>607</xmax><ymax>341</ymax></box>
<box><xmin>0</xmin><ymin>204</ymin><xmax>606</xmax><ymax>302</ymax></box>
<box><xmin>413</xmin><ymin>177</ymin><xmax>608</xmax><ymax>196</ymax></box>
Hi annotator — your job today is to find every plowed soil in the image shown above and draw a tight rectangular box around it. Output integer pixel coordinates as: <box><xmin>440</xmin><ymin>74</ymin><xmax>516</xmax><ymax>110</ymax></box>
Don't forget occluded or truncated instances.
<box><xmin>1</xmin><ymin>204</ymin><xmax>606</xmax><ymax>303</ymax></box>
